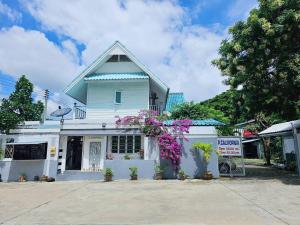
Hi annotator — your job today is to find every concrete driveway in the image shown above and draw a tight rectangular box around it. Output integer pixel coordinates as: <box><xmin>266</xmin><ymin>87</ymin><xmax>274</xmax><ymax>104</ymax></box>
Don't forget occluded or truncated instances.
<box><xmin>0</xmin><ymin>178</ymin><xmax>299</xmax><ymax>225</ymax></box>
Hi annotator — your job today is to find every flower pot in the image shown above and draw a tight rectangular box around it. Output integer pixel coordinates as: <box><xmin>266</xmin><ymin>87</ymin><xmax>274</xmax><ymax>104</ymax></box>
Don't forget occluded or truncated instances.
<box><xmin>41</xmin><ymin>175</ymin><xmax>48</xmax><ymax>182</ymax></box>
<box><xmin>105</xmin><ymin>175</ymin><xmax>113</xmax><ymax>182</ymax></box>
<box><xmin>130</xmin><ymin>175</ymin><xmax>138</xmax><ymax>180</ymax></box>
<box><xmin>155</xmin><ymin>172</ymin><xmax>163</xmax><ymax>180</ymax></box>
<box><xmin>203</xmin><ymin>171</ymin><xmax>213</xmax><ymax>180</ymax></box>
<box><xmin>18</xmin><ymin>176</ymin><xmax>26</xmax><ymax>182</ymax></box>
<box><xmin>178</xmin><ymin>175</ymin><xmax>186</xmax><ymax>181</ymax></box>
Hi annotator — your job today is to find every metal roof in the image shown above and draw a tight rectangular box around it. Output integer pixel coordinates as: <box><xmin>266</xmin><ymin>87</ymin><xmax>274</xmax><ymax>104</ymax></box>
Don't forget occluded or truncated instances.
<box><xmin>84</xmin><ymin>72</ymin><xmax>148</xmax><ymax>81</ymax></box>
<box><xmin>165</xmin><ymin>92</ymin><xmax>185</xmax><ymax>112</ymax></box>
<box><xmin>164</xmin><ymin>119</ymin><xmax>225</xmax><ymax>126</ymax></box>
<box><xmin>259</xmin><ymin>119</ymin><xmax>300</xmax><ymax>136</ymax></box>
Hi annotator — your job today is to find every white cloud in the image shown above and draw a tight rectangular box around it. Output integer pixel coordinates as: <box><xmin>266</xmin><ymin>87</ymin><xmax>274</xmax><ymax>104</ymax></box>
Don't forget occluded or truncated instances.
<box><xmin>0</xmin><ymin>1</ymin><xmax>22</xmax><ymax>21</ymax></box>
<box><xmin>0</xmin><ymin>26</ymin><xmax>81</xmax><ymax>92</ymax></box>
<box><xmin>20</xmin><ymin>0</ymin><xmax>228</xmax><ymax>101</ymax></box>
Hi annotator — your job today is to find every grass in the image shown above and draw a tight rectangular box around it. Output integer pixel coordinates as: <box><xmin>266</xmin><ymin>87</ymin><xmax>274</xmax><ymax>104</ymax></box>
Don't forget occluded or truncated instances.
<box><xmin>243</xmin><ymin>158</ymin><xmax>267</xmax><ymax>166</ymax></box>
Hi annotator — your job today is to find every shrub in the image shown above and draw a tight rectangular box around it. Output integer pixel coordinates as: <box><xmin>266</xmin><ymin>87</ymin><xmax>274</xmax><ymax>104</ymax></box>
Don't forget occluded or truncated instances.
<box><xmin>104</xmin><ymin>168</ymin><xmax>113</xmax><ymax>177</ymax></box>
<box><xmin>129</xmin><ymin>166</ymin><xmax>138</xmax><ymax>176</ymax></box>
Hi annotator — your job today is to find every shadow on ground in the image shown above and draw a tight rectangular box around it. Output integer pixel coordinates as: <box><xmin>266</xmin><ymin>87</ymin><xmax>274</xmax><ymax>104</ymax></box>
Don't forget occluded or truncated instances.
<box><xmin>230</xmin><ymin>164</ymin><xmax>300</xmax><ymax>185</ymax></box>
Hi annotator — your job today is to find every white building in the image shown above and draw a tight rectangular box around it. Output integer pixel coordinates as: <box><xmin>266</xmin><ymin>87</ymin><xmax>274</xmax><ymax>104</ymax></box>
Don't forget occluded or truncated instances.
<box><xmin>0</xmin><ymin>41</ymin><xmax>221</xmax><ymax>181</ymax></box>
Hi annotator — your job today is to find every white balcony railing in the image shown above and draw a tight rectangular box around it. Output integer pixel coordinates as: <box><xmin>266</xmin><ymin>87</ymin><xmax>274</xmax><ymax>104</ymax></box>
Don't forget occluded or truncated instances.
<box><xmin>149</xmin><ymin>105</ymin><xmax>162</xmax><ymax>115</ymax></box>
<box><xmin>73</xmin><ymin>105</ymin><xmax>86</xmax><ymax>119</ymax></box>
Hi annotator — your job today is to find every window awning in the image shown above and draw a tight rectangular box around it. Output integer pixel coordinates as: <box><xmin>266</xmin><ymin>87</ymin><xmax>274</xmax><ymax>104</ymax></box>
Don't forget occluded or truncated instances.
<box><xmin>84</xmin><ymin>72</ymin><xmax>149</xmax><ymax>81</ymax></box>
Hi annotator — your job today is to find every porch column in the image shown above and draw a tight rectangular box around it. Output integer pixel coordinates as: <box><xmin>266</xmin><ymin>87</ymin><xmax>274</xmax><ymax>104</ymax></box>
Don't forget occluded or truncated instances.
<box><xmin>144</xmin><ymin>136</ymin><xmax>149</xmax><ymax>160</ymax></box>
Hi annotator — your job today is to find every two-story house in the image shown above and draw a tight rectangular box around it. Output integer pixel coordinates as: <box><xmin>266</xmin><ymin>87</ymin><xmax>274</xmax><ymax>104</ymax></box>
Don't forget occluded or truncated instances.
<box><xmin>0</xmin><ymin>41</ymin><xmax>221</xmax><ymax>182</ymax></box>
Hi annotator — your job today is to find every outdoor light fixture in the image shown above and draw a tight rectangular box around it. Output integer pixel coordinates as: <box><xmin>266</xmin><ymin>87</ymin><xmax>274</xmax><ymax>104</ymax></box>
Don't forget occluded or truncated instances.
<box><xmin>102</xmin><ymin>123</ymin><xmax>107</xmax><ymax>128</ymax></box>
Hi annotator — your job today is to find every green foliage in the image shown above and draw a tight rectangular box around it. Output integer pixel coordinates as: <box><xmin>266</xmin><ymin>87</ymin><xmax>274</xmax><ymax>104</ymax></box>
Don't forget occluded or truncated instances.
<box><xmin>104</xmin><ymin>168</ymin><xmax>113</xmax><ymax>176</ymax></box>
<box><xmin>155</xmin><ymin>165</ymin><xmax>163</xmax><ymax>173</ymax></box>
<box><xmin>0</xmin><ymin>75</ymin><xmax>44</xmax><ymax>133</ymax></box>
<box><xmin>124</xmin><ymin>154</ymin><xmax>131</xmax><ymax>160</ymax></box>
<box><xmin>129</xmin><ymin>166</ymin><xmax>138</xmax><ymax>176</ymax></box>
<box><xmin>178</xmin><ymin>169</ymin><xmax>186</xmax><ymax>179</ymax></box>
<box><xmin>0</xmin><ymin>148</ymin><xmax>3</xmax><ymax>160</ymax></box>
<box><xmin>192</xmin><ymin>142</ymin><xmax>217</xmax><ymax>162</ymax></box>
<box><xmin>171</xmin><ymin>102</ymin><xmax>230</xmax><ymax>124</ymax></box>
<box><xmin>213</xmin><ymin>0</ymin><xmax>300</xmax><ymax>121</ymax></box>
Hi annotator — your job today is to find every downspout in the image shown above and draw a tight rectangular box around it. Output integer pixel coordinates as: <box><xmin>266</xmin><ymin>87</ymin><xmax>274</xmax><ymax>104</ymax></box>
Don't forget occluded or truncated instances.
<box><xmin>290</xmin><ymin>122</ymin><xmax>300</xmax><ymax>176</ymax></box>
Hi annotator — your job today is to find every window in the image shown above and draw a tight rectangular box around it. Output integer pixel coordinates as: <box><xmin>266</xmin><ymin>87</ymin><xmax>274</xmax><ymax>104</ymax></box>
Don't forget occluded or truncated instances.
<box><xmin>107</xmin><ymin>55</ymin><xmax>131</xmax><ymax>62</ymax></box>
<box><xmin>134</xmin><ymin>136</ymin><xmax>141</xmax><ymax>153</ymax></box>
<box><xmin>111</xmin><ymin>136</ymin><xmax>141</xmax><ymax>154</ymax></box>
<box><xmin>112</xmin><ymin>136</ymin><xmax>118</xmax><ymax>153</ymax></box>
<box><xmin>12</xmin><ymin>143</ymin><xmax>47</xmax><ymax>160</ymax></box>
<box><xmin>115</xmin><ymin>91</ymin><xmax>122</xmax><ymax>104</ymax></box>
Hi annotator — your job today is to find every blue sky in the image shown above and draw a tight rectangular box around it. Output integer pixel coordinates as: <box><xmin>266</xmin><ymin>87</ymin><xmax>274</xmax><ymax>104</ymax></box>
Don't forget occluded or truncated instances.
<box><xmin>0</xmin><ymin>0</ymin><xmax>257</xmax><ymax>110</ymax></box>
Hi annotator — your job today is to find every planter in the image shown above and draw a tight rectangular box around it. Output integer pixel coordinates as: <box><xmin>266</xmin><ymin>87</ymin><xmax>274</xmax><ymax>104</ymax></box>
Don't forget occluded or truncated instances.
<box><xmin>155</xmin><ymin>172</ymin><xmax>163</xmax><ymax>180</ymax></box>
<box><xmin>105</xmin><ymin>175</ymin><xmax>113</xmax><ymax>182</ymax></box>
<box><xmin>178</xmin><ymin>175</ymin><xmax>186</xmax><ymax>181</ymax></box>
<box><xmin>18</xmin><ymin>176</ymin><xmax>26</xmax><ymax>182</ymax></box>
<box><xmin>203</xmin><ymin>171</ymin><xmax>213</xmax><ymax>180</ymax></box>
<box><xmin>41</xmin><ymin>175</ymin><xmax>48</xmax><ymax>182</ymax></box>
<box><xmin>130</xmin><ymin>175</ymin><xmax>138</xmax><ymax>180</ymax></box>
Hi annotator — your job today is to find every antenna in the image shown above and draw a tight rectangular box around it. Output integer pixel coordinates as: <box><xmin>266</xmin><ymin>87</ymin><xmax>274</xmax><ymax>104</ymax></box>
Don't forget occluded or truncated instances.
<box><xmin>50</xmin><ymin>106</ymin><xmax>72</xmax><ymax>124</ymax></box>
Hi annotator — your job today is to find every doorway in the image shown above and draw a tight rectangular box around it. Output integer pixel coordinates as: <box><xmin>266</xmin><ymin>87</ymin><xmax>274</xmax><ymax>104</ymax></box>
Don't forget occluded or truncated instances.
<box><xmin>66</xmin><ymin>136</ymin><xmax>83</xmax><ymax>170</ymax></box>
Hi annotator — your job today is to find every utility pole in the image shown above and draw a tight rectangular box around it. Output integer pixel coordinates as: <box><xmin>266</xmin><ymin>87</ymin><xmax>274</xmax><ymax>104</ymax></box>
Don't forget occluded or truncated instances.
<box><xmin>43</xmin><ymin>89</ymin><xmax>49</xmax><ymax>123</ymax></box>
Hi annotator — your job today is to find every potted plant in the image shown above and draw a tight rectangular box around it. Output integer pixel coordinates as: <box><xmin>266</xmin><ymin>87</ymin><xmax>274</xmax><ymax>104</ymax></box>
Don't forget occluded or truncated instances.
<box><xmin>124</xmin><ymin>154</ymin><xmax>131</xmax><ymax>160</ymax></box>
<box><xmin>104</xmin><ymin>168</ymin><xmax>113</xmax><ymax>182</ymax></box>
<box><xmin>18</xmin><ymin>173</ymin><xmax>27</xmax><ymax>182</ymax></box>
<box><xmin>178</xmin><ymin>169</ymin><xmax>186</xmax><ymax>180</ymax></box>
<box><xmin>129</xmin><ymin>166</ymin><xmax>138</xmax><ymax>180</ymax></box>
<box><xmin>154</xmin><ymin>165</ymin><xmax>163</xmax><ymax>180</ymax></box>
<box><xmin>192</xmin><ymin>142</ymin><xmax>217</xmax><ymax>180</ymax></box>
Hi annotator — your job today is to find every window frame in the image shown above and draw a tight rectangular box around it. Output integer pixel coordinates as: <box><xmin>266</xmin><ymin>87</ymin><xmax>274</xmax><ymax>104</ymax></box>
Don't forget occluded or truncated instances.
<box><xmin>115</xmin><ymin>90</ymin><xmax>122</xmax><ymax>104</ymax></box>
<box><xmin>110</xmin><ymin>135</ymin><xmax>142</xmax><ymax>154</ymax></box>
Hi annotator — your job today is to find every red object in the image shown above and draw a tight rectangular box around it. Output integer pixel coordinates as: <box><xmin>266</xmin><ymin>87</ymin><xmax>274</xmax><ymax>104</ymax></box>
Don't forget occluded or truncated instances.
<box><xmin>243</xmin><ymin>130</ymin><xmax>255</xmax><ymax>137</ymax></box>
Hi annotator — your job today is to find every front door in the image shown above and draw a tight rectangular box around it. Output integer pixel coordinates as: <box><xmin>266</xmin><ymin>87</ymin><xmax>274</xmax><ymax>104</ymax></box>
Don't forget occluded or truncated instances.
<box><xmin>66</xmin><ymin>136</ymin><xmax>83</xmax><ymax>170</ymax></box>
<box><xmin>89</xmin><ymin>142</ymin><xmax>101</xmax><ymax>170</ymax></box>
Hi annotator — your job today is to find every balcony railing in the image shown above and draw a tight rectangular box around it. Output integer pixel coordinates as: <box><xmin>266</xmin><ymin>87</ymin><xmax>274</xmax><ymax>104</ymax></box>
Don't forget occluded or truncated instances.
<box><xmin>149</xmin><ymin>105</ymin><xmax>163</xmax><ymax>115</ymax></box>
<box><xmin>73</xmin><ymin>105</ymin><xmax>86</xmax><ymax>119</ymax></box>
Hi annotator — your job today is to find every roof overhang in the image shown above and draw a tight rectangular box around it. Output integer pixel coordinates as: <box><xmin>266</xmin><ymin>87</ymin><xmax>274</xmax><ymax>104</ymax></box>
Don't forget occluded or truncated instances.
<box><xmin>259</xmin><ymin>119</ymin><xmax>300</xmax><ymax>137</ymax></box>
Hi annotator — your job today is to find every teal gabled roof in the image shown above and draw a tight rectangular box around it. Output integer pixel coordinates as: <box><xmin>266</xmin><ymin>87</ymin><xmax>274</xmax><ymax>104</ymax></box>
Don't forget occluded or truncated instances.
<box><xmin>164</xmin><ymin>119</ymin><xmax>225</xmax><ymax>126</ymax></box>
<box><xmin>166</xmin><ymin>92</ymin><xmax>185</xmax><ymax>112</ymax></box>
<box><xmin>85</xmin><ymin>72</ymin><xmax>148</xmax><ymax>81</ymax></box>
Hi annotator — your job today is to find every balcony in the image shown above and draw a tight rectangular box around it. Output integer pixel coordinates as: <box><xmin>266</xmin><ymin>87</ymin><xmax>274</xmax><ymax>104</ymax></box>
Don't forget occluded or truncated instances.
<box><xmin>149</xmin><ymin>105</ymin><xmax>163</xmax><ymax>115</ymax></box>
<box><xmin>73</xmin><ymin>105</ymin><xmax>86</xmax><ymax>119</ymax></box>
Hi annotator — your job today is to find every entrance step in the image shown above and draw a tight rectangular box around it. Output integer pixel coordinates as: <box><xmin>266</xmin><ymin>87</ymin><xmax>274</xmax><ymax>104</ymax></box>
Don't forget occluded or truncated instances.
<box><xmin>56</xmin><ymin>170</ymin><xmax>104</xmax><ymax>181</ymax></box>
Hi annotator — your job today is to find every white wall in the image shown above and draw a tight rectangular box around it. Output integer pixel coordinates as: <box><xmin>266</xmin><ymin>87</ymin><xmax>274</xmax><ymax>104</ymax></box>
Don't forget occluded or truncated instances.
<box><xmin>86</xmin><ymin>79</ymin><xmax>149</xmax><ymax>120</ymax></box>
<box><xmin>283</xmin><ymin>136</ymin><xmax>295</xmax><ymax>157</ymax></box>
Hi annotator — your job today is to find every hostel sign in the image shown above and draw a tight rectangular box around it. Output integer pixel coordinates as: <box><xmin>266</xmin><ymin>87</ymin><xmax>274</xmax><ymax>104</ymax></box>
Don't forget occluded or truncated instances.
<box><xmin>217</xmin><ymin>137</ymin><xmax>242</xmax><ymax>156</ymax></box>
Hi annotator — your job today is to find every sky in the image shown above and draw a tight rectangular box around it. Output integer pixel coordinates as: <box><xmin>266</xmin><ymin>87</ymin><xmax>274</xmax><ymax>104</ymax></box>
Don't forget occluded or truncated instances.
<box><xmin>0</xmin><ymin>0</ymin><xmax>258</xmax><ymax>112</ymax></box>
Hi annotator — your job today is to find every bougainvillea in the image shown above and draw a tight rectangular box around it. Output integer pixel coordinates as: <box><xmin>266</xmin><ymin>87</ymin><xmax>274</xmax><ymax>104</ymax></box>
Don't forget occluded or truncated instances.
<box><xmin>116</xmin><ymin>110</ymin><xmax>192</xmax><ymax>171</ymax></box>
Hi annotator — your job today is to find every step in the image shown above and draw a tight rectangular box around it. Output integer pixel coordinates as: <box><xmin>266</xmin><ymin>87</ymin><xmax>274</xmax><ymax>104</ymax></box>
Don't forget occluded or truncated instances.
<box><xmin>56</xmin><ymin>170</ymin><xmax>104</xmax><ymax>181</ymax></box>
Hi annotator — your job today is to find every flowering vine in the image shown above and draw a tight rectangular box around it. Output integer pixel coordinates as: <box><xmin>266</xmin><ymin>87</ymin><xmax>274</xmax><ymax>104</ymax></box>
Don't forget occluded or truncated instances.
<box><xmin>116</xmin><ymin>110</ymin><xmax>192</xmax><ymax>171</ymax></box>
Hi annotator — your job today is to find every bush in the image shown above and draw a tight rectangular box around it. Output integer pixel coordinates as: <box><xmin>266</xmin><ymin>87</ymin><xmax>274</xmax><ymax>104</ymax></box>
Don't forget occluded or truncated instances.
<box><xmin>104</xmin><ymin>168</ymin><xmax>113</xmax><ymax>177</ymax></box>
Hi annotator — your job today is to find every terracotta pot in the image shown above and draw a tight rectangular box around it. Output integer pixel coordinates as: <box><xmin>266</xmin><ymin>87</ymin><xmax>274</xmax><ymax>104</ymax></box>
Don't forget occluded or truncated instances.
<box><xmin>130</xmin><ymin>175</ymin><xmax>138</xmax><ymax>180</ymax></box>
<box><xmin>41</xmin><ymin>175</ymin><xmax>48</xmax><ymax>182</ymax></box>
<box><xmin>178</xmin><ymin>175</ymin><xmax>186</xmax><ymax>181</ymax></box>
<box><xmin>155</xmin><ymin>173</ymin><xmax>163</xmax><ymax>180</ymax></box>
<box><xmin>203</xmin><ymin>171</ymin><xmax>213</xmax><ymax>180</ymax></box>
<box><xmin>18</xmin><ymin>176</ymin><xmax>26</xmax><ymax>182</ymax></box>
<box><xmin>105</xmin><ymin>175</ymin><xmax>113</xmax><ymax>182</ymax></box>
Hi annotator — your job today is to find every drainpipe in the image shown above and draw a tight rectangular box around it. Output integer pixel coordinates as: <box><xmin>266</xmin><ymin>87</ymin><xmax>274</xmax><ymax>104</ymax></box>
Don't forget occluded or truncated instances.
<box><xmin>290</xmin><ymin>122</ymin><xmax>300</xmax><ymax>176</ymax></box>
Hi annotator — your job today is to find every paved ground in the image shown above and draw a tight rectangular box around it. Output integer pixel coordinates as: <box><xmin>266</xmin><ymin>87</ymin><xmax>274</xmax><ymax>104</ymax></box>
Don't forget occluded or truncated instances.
<box><xmin>0</xmin><ymin>176</ymin><xmax>300</xmax><ymax>225</ymax></box>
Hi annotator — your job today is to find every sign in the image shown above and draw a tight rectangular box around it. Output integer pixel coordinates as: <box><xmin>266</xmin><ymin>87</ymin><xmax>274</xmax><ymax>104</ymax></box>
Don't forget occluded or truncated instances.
<box><xmin>50</xmin><ymin>146</ymin><xmax>56</xmax><ymax>157</ymax></box>
<box><xmin>217</xmin><ymin>137</ymin><xmax>242</xmax><ymax>156</ymax></box>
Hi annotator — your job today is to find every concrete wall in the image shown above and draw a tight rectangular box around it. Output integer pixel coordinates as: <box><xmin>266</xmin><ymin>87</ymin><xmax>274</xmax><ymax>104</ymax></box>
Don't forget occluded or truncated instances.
<box><xmin>0</xmin><ymin>159</ymin><xmax>45</xmax><ymax>182</ymax></box>
<box><xmin>161</xmin><ymin>137</ymin><xmax>219</xmax><ymax>179</ymax></box>
<box><xmin>104</xmin><ymin>159</ymin><xmax>155</xmax><ymax>180</ymax></box>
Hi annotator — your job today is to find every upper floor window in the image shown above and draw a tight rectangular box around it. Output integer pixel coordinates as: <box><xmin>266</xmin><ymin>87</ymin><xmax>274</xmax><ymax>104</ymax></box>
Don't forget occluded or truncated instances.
<box><xmin>115</xmin><ymin>91</ymin><xmax>122</xmax><ymax>104</ymax></box>
<box><xmin>107</xmin><ymin>55</ymin><xmax>131</xmax><ymax>62</ymax></box>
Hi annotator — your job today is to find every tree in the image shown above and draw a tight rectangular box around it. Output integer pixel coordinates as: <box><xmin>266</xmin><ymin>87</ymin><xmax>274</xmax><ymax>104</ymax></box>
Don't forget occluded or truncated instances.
<box><xmin>0</xmin><ymin>75</ymin><xmax>44</xmax><ymax>133</ymax></box>
<box><xmin>170</xmin><ymin>102</ymin><xmax>234</xmax><ymax>135</ymax></box>
<box><xmin>212</xmin><ymin>0</ymin><xmax>300</xmax><ymax>121</ymax></box>
<box><xmin>199</xmin><ymin>90</ymin><xmax>248</xmax><ymax>124</ymax></box>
